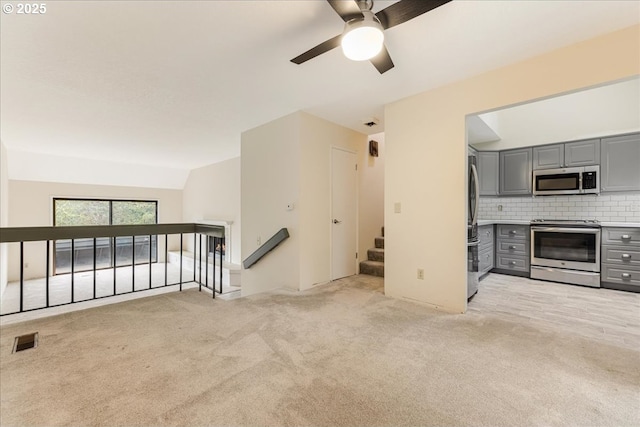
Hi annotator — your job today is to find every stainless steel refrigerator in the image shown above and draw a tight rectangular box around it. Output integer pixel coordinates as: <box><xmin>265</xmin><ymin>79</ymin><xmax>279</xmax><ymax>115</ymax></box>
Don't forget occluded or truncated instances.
<box><xmin>467</xmin><ymin>154</ymin><xmax>479</xmax><ymax>299</ymax></box>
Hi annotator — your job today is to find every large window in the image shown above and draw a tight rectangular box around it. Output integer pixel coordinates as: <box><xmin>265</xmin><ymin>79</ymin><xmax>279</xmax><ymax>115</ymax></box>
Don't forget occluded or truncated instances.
<box><xmin>53</xmin><ymin>199</ymin><xmax>158</xmax><ymax>274</ymax></box>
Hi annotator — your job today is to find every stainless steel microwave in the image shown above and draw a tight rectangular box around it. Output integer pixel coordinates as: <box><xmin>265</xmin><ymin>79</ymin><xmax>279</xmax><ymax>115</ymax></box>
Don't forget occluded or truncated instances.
<box><xmin>532</xmin><ymin>165</ymin><xmax>599</xmax><ymax>196</ymax></box>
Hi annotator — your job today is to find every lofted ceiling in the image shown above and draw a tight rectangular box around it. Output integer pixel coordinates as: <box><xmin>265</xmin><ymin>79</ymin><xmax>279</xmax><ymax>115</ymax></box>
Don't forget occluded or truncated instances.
<box><xmin>1</xmin><ymin>0</ymin><xmax>639</xmax><ymax>172</ymax></box>
<box><xmin>469</xmin><ymin>78</ymin><xmax>640</xmax><ymax>149</ymax></box>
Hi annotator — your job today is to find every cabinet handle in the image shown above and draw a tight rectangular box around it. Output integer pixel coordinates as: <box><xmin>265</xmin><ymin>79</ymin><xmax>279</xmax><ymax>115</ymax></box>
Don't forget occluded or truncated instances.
<box><xmin>510</xmin><ymin>261</ymin><xmax>517</xmax><ymax>265</ymax></box>
<box><xmin>509</xmin><ymin>245</ymin><xmax>517</xmax><ymax>250</ymax></box>
<box><xmin>621</xmin><ymin>235</ymin><xmax>631</xmax><ymax>240</ymax></box>
<box><xmin>509</xmin><ymin>230</ymin><xmax>517</xmax><ymax>235</ymax></box>
<box><xmin>621</xmin><ymin>254</ymin><xmax>632</xmax><ymax>260</ymax></box>
<box><xmin>621</xmin><ymin>273</ymin><xmax>631</xmax><ymax>279</ymax></box>
<box><xmin>486</xmin><ymin>231</ymin><xmax>491</xmax><ymax>236</ymax></box>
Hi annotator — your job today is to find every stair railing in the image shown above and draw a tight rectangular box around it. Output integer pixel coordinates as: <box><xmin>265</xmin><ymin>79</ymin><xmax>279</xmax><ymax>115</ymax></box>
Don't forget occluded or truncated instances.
<box><xmin>242</xmin><ymin>228</ymin><xmax>289</xmax><ymax>269</ymax></box>
<box><xmin>0</xmin><ymin>223</ymin><xmax>225</xmax><ymax>316</ymax></box>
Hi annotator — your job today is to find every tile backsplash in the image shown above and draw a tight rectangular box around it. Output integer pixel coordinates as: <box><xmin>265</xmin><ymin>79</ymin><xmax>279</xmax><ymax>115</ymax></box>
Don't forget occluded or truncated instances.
<box><xmin>479</xmin><ymin>193</ymin><xmax>640</xmax><ymax>223</ymax></box>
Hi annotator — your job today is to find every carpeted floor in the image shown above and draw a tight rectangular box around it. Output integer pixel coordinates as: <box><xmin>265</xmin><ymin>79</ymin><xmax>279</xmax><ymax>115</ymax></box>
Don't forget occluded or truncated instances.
<box><xmin>1</xmin><ymin>274</ymin><xmax>638</xmax><ymax>426</ymax></box>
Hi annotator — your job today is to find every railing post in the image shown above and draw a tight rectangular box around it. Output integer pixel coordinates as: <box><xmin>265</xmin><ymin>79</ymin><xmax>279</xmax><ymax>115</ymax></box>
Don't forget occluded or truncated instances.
<box><xmin>93</xmin><ymin>238</ymin><xmax>97</xmax><ymax>299</ymax></box>
<box><xmin>20</xmin><ymin>241</ymin><xmax>24</xmax><ymax>313</ymax></box>
<box><xmin>148</xmin><ymin>235</ymin><xmax>152</xmax><ymax>289</ymax></box>
<box><xmin>113</xmin><ymin>237</ymin><xmax>117</xmax><ymax>295</ymax></box>
<box><xmin>164</xmin><ymin>234</ymin><xmax>168</xmax><ymax>287</ymax></box>
<box><xmin>131</xmin><ymin>236</ymin><xmax>135</xmax><ymax>292</ymax></box>
<box><xmin>46</xmin><ymin>240</ymin><xmax>50</xmax><ymax>308</ymax></box>
<box><xmin>198</xmin><ymin>234</ymin><xmax>202</xmax><ymax>285</ymax></box>
<box><xmin>219</xmin><ymin>237</ymin><xmax>224</xmax><ymax>294</ymax></box>
<box><xmin>179</xmin><ymin>233</ymin><xmax>183</xmax><ymax>291</ymax></box>
<box><xmin>205</xmin><ymin>236</ymin><xmax>209</xmax><ymax>291</ymax></box>
<box><xmin>71</xmin><ymin>239</ymin><xmax>75</xmax><ymax>303</ymax></box>
<box><xmin>211</xmin><ymin>236</ymin><xmax>218</xmax><ymax>298</ymax></box>
<box><xmin>193</xmin><ymin>233</ymin><xmax>197</xmax><ymax>283</ymax></box>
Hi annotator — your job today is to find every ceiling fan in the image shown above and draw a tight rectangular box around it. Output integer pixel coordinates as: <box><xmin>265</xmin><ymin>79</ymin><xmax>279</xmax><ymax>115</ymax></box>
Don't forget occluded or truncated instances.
<box><xmin>291</xmin><ymin>0</ymin><xmax>451</xmax><ymax>74</ymax></box>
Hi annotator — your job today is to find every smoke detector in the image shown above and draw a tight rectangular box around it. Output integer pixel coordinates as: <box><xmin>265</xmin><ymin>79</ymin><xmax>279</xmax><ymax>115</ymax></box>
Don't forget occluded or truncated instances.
<box><xmin>362</xmin><ymin>117</ymin><xmax>379</xmax><ymax>127</ymax></box>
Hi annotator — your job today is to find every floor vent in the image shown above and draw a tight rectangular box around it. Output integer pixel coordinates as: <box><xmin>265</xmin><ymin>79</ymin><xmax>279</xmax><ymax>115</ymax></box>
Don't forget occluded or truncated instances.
<box><xmin>13</xmin><ymin>332</ymin><xmax>38</xmax><ymax>353</ymax></box>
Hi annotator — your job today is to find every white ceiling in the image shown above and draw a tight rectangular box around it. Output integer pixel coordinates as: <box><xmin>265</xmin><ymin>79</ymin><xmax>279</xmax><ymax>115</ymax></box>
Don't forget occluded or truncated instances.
<box><xmin>1</xmin><ymin>0</ymin><xmax>639</xmax><ymax>171</ymax></box>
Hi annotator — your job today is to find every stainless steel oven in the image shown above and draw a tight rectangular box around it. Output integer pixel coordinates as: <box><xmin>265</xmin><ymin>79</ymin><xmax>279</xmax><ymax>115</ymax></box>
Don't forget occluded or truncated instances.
<box><xmin>530</xmin><ymin>220</ymin><xmax>601</xmax><ymax>287</ymax></box>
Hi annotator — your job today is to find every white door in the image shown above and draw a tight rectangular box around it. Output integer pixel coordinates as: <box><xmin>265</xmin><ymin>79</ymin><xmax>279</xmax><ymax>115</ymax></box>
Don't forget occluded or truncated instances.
<box><xmin>331</xmin><ymin>147</ymin><xmax>357</xmax><ymax>280</ymax></box>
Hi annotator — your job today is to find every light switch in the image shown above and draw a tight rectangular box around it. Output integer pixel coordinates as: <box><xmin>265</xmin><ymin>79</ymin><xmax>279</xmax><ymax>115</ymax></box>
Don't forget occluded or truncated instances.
<box><xmin>394</xmin><ymin>202</ymin><xmax>401</xmax><ymax>213</ymax></box>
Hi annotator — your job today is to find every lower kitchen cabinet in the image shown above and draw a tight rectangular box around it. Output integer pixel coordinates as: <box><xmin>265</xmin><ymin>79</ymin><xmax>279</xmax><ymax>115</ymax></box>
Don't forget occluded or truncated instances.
<box><xmin>601</xmin><ymin>226</ymin><xmax>640</xmax><ymax>293</ymax></box>
<box><xmin>494</xmin><ymin>224</ymin><xmax>530</xmax><ymax>277</ymax></box>
<box><xmin>478</xmin><ymin>224</ymin><xmax>494</xmax><ymax>279</ymax></box>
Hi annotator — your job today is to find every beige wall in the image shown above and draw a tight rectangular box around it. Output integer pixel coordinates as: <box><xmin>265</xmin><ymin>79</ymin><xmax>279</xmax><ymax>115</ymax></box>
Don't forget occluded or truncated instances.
<box><xmin>358</xmin><ymin>132</ymin><xmax>384</xmax><ymax>269</ymax></box>
<box><xmin>298</xmin><ymin>112</ymin><xmax>364</xmax><ymax>290</ymax></box>
<box><xmin>241</xmin><ymin>111</ymin><xmax>365</xmax><ymax>296</ymax></box>
<box><xmin>385</xmin><ymin>25</ymin><xmax>640</xmax><ymax>313</ymax></box>
<box><xmin>182</xmin><ymin>157</ymin><xmax>241</xmax><ymax>265</ymax></box>
<box><xmin>6</xmin><ymin>180</ymin><xmax>183</xmax><ymax>281</ymax></box>
<box><xmin>0</xmin><ymin>142</ymin><xmax>9</xmax><ymax>297</ymax></box>
<box><xmin>241</xmin><ymin>112</ymin><xmax>301</xmax><ymax>296</ymax></box>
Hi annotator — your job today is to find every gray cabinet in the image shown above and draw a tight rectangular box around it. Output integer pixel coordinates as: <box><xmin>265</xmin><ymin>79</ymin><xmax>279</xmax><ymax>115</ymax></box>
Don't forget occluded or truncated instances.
<box><xmin>533</xmin><ymin>144</ymin><xmax>564</xmax><ymax>170</ymax></box>
<box><xmin>478</xmin><ymin>224</ymin><xmax>494</xmax><ymax>278</ymax></box>
<box><xmin>477</xmin><ymin>152</ymin><xmax>499</xmax><ymax>196</ymax></box>
<box><xmin>532</xmin><ymin>139</ymin><xmax>600</xmax><ymax>170</ymax></box>
<box><xmin>601</xmin><ymin>133</ymin><xmax>640</xmax><ymax>192</ymax></box>
<box><xmin>601</xmin><ymin>226</ymin><xmax>640</xmax><ymax>293</ymax></box>
<box><xmin>499</xmin><ymin>148</ymin><xmax>532</xmax><ymax>195</ymax></box>
<box><xmin>565</xmin><ymin>139</ymin><xmax>600</xmax><ymax>166</ymax></box>
<box><xmin>494</xmin><ymin>224</ymin><xmax>530</xmax><ymax>277</ymax></box>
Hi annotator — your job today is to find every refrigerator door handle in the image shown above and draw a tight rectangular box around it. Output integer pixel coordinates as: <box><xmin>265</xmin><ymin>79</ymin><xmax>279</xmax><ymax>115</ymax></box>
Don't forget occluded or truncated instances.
<box><xmin>470</xmin><ymin>163</ymin><xmax>480</xmax><ymax>227</ymax></box>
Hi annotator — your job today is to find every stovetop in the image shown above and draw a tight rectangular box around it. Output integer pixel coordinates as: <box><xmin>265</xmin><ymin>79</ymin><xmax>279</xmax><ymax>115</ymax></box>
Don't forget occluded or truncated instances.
<box><xmin>530</xmin><ymin>219</ymin><xmax>601</xmax><ymax>227</ymax></box>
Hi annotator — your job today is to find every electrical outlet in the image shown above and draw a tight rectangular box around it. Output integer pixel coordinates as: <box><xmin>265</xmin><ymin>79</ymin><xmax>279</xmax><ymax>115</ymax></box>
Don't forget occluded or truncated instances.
<box><xmin>24</xmin><ymin>263</ymin><xmax>29</xmax><ymax>269</ymax></box>
<box><xmin>417</xmin><ymin>268</ymin><xmax>424</xmax><ymax>280</ymax></box>
<box><xmin>394</xmin><ymin>202</ymin><xmax>401</xmax><ymax>213</ymax></box>
<box><xmin>498</xmin><ymin>204</ymin><xmax>503</xmax><ymax>211</ymax></box>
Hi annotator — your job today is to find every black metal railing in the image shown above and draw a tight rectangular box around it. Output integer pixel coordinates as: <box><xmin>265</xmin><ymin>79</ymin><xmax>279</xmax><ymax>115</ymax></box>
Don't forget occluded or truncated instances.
<box><xmin>0</xmin><ymin>223</ymin><xmax>226</xmax><ymax>316</ymax></box>
<box><xmin>243</xmin><ymin>228</ymin><xmax>289</xmax><ymax>269</ymax></box>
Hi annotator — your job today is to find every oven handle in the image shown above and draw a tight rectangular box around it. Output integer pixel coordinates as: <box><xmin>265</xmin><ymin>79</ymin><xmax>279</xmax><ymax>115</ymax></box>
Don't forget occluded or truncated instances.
<box><xmin>531</xmin><ymin>227</ymin><xmax>601</xmax><ymax>234</ymax></box>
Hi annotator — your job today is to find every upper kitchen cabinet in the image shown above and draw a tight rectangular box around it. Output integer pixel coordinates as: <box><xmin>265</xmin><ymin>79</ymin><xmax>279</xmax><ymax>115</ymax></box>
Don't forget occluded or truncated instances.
<box><xmin>533</xmin><ymin>144</ymin><xmax>564</xmax><ymax>169</ymax></box>
<box><xmin>500</xmin><ymin>148</ymin><xmax>532</xmax><ymax>195</ymax></box>
<box><xmin>532</xmin><ymin>139</ymin><xmax>600</xmax><ymax>169</ymax></box>
<box><xmin>565</xmin><ymin>139</ymin><xmax>600</xmax><ymax>166</ymax></box>
<box><xmin>478</xmin><ymin>151</ymin><xmax>499</xmax><ymax>196</ymax></box>
<box><xmin>601</xmin><ymin>133</ymin><xmax>640</xmax><ymax>192</ymax></box>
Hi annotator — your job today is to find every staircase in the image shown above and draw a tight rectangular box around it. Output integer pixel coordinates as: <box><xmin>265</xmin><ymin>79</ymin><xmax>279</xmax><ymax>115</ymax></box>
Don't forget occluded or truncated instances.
<box><xmin>359</xmin><ymin>227</ymin><xmax>384</xmax><ymax>277</ymax></box>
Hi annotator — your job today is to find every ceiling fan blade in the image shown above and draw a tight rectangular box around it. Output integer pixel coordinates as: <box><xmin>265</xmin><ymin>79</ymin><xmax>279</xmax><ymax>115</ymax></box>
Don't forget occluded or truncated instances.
<box><xmin>291</xmin><ymin>34</ymin><xmax>342</xmax><ymax>65</ymax></box>
<box><xmin>376</xmin><ymin>0</ymin><xmax>451</xmax><ymax>30</ymax></box>
<box><xmin>370</xmin><ymin>44</ymin><xmax>394</xmax><ymax>74</ymax></box>
<box><xmin>327</xmin><ymin>0</ymin><xmax>364</xmax><ymax>22</ymax></box>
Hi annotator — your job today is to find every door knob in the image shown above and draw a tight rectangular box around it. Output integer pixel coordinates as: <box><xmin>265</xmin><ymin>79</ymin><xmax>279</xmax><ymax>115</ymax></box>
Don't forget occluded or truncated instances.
<box><xmin>333</xmin><ymin>219</ymin><xmax>342</xmax><ymax>224</ymax></box>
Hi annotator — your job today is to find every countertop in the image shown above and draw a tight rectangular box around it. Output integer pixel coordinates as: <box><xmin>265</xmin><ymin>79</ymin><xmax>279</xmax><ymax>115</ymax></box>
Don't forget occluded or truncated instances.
<box><xmin>477</xmin><ymin>220</ymin><xmax>640</xmax><ymax>228</ymax></box>
<box><xmin>478</xmin><ymin>220</ymin><xmax>530</xmax><ymax>226</ymax></box>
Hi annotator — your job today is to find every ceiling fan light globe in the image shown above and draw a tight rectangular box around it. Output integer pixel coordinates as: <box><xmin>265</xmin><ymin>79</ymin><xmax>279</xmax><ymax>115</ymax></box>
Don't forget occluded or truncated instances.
<box><xmin>341</xmin><ymin>26</ymin><xmax>384</xmax><ymax>61</ymax></box>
